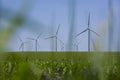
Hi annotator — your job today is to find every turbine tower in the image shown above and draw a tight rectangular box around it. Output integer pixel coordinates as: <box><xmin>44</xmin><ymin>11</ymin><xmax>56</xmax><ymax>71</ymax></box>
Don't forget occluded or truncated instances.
<box><xmin>75</xmin><ymin>13</ymin><xmax>100</xmax><ymax>52</ymax></box>
<box><xmin>45</xmin><ymin>24</ymin><xmax>60</xmax><ymax>51</ymax></box>
<box><xmin>27</xmin><ymin>33</ymin><xmax>42</xmax><ymax>52</ymax></box>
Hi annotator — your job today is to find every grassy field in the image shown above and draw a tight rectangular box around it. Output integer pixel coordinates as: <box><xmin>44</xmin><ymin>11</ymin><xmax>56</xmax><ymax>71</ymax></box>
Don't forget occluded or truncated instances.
<box><xmin>0</xmin><ymin>52</ymin><xmax>120</xmax><ymax>80</ymax></box>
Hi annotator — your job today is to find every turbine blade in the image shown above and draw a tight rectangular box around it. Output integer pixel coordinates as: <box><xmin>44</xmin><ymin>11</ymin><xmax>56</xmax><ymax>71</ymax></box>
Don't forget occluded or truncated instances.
<box><xmin>56</xmin><ymin>24</ymin><xmax>60</xmax><ymax>35</ymax></box>
<box><xmin>57</xmin><ymin>38</ymin><xmax>64</xmax><ymax>45</ymax></box>
<box><xmin>45</xmin><ymin>36</ymin><xmax>56</xmax><ymax>39</ymax></box>
<box><xmin>88</xmin><ymin>12</ymin><xmax>90</xmax><ymax>28</ymax></box>
<box><xmin>17</xmin><ymin>35</ymin><xmax>22</xmax><ymax>42</ymax></box>
<box><xmin>75</xmin><ymin>29</ymin><xmax>88</xmax><ymax>37</ymax></box>
<box><xmin>37</xmin><ymin>32</ymin><xmax>42</xmax><ymax>39</ymax></box>
<box><xmin>90</xmin><ymin>29</ymin><xmax>101</xmax><ymax>37</ymax></box>
<box><xmin>19</xmin><ymin>43</ymin><xmax>23</xmax><ymax>50</ymax></box>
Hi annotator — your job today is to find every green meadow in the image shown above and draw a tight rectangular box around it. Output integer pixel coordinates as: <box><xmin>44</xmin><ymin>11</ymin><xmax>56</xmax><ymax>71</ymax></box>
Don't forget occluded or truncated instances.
<box><xmin>0</xmin><ymin>52</ymin><xmax>120</xmax><ymax>80</ymax></box>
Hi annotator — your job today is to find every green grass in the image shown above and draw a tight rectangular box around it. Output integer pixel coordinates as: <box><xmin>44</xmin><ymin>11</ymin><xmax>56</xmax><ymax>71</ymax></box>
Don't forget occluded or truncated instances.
<box><xmin>0</xmin><ymin>52</ymin><xmax>120</xmax><ymax>80</ymax></box>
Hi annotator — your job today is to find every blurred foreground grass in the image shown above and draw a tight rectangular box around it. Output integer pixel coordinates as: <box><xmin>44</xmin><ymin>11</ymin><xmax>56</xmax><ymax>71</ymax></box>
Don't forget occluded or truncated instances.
<box><xmin>0</xmin><ymin>52</ymin><xmax>120</xmax><ymax>80</ymax></box>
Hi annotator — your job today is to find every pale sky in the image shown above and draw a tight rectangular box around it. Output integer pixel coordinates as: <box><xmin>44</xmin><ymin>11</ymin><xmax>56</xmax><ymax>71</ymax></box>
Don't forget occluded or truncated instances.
<box><xmin>1</xmin><ymin>0</ymin><xmax>120</xmax><ymax>51</ymax></box>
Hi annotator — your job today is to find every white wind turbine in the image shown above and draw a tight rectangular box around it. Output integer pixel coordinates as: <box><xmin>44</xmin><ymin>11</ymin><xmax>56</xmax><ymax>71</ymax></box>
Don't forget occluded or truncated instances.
<box><xmin>72</xmin><ymin>42</ymin><xmax>80</xmax><ymax>51</ymax></box>
<box><xmin>75</xmin><ymin>13</ymin><xmax>101</xmax><ymax>52</ymax></box>
<box><xmin>18</xmin><ymin>36</ymin><xmax>27</xmax><ymax>52</ymax></box>
<box><xmin>45</xmin><ymin>24</ymin><xmax>60</xmax><ymax>51</ymax></box>
<box><xmin>27</xmin><ymin>33</ymin><xmax>42</xmax><ymax>52</ymax></box>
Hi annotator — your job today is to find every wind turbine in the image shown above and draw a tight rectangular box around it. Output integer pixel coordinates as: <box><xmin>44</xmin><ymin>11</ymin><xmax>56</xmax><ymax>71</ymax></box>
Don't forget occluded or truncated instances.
<box><xmin>18</xmin><ymin>36</ymin><xmax>27</xmax><ymax>52</ymax></box>
<box><xmin>27</xmin><ymin>33</ymin><xmax>42</xmax><ymax>52</ymax></box>
<box><xmin>75</xmin><ymin>13</ymin><xmax>101</xmax><ymax>52</ymax></box>
<box><xmin>45</xmin><ymin>24</ymin><xmax>60</xmax><ymax>51</ymax></box>
<box><xmin>72</xmin><ymin>42</ymin><xmax>80</xmax><ymax>51</ymax></box>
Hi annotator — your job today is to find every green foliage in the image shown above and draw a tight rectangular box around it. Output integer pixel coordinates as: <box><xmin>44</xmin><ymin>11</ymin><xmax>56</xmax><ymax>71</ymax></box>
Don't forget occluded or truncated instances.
<box><xmin>0</xmin><ymin>52</ymin><xmax>120</xmax><ymax>80</ymax></box>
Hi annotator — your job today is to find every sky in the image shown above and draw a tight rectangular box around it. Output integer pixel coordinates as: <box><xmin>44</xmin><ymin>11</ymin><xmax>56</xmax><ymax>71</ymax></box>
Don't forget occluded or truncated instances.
<box><xmin>1</xmin><ymin>0</ymin><xmax>120</xmax><ymax>51</ymax></box>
